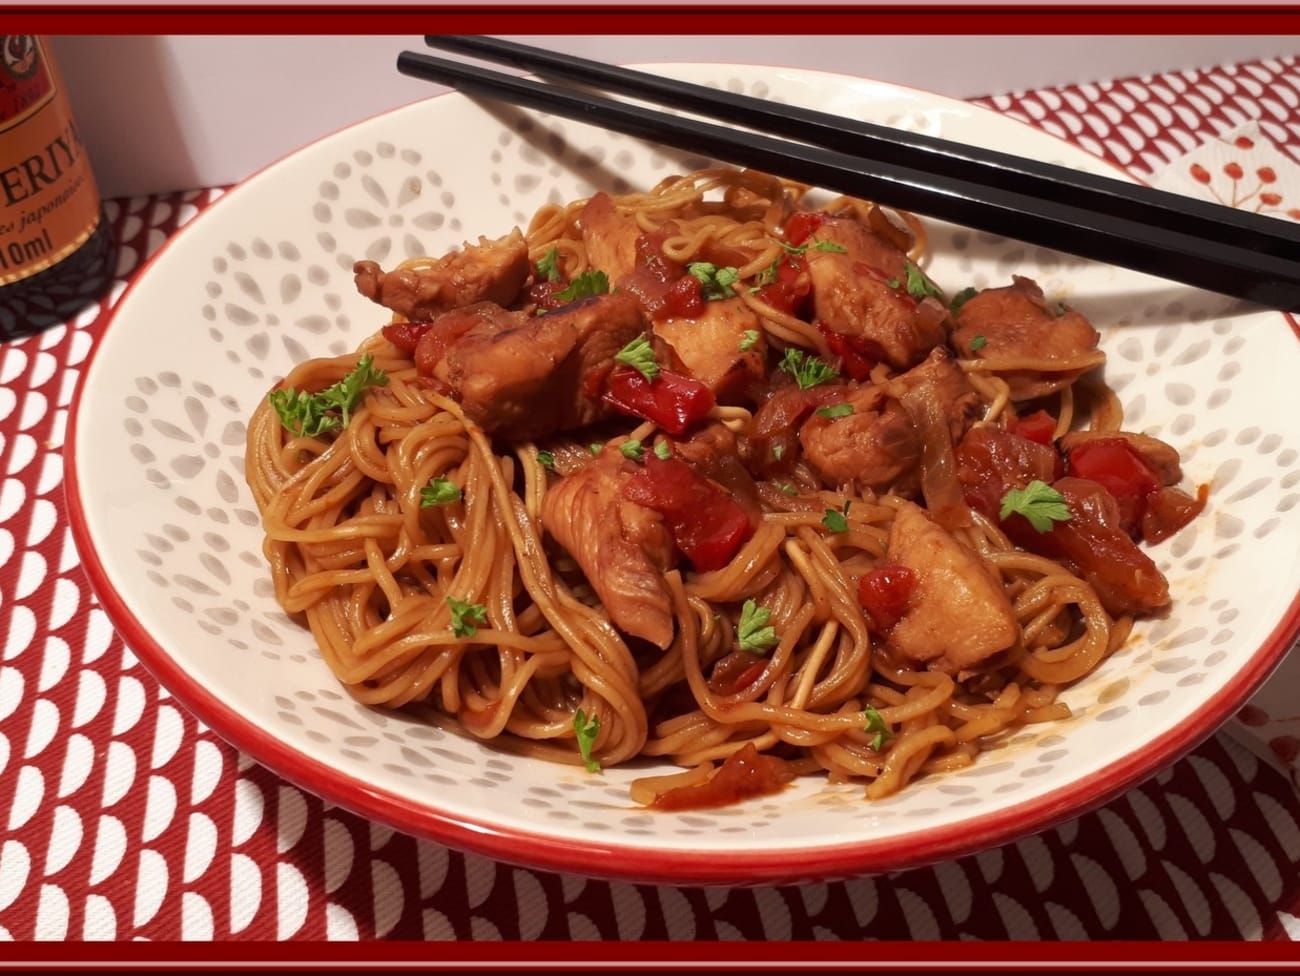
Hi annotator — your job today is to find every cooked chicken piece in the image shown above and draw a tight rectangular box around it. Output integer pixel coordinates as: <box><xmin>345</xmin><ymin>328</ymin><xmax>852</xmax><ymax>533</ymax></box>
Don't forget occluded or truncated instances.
<box><xmin>884</xmin><ymin>501</ymin><xmax>1019</xmax><ymax>674</ymax></box>
<box><xmin>654</xmin><ymin>297</ymin><xmax>766</xmax><ymax>404</ymax></box>
<box><xmin>540</xmin><ymin>450</ymin><xmax>676</xmax><ymax>648</ymax></box>
<box><xmin>409</xmin><ymin>301</ymin><xmax>516</xmax><ymax>378</ymax></box>
<box><xmin>955</xmin><ymin>424</ymin><xmax>1065</xmax><ymax>519</ymax></box>
<box><xmin>744</xmin><ymin>383</ymin><xmax>834</xmax><ymax>475</ymax></box>
<box><xmin>433</xmin><ymin>292</ymin><xmax>647</xmax><ymax>441</ymax></box>
<box><xmin>799</xmin><ymin>383</ymin><xmax>921</xmax><ymax>492</ymax></box>
<box><xmin>798</xmin><ymin>350</ymin><xmax>983</xmax><ymax>497</ymax></box>
<box><xmin>354</xmin><ymin>229</ymin><xmax>529</xmax><ymax>321</ymax></box>
<box><xmin>814</xmin><ymin>213</ymin><xmax>908</xmax><ymax>276</ymax></box>
<box><xmin>1059</xmin><ymin>430</ymin><xmax>1183</xmax><ymax>485</ymax></box>
<box><xmin>1033</xmin><ymin>478</ymin><xmax>1170</xmax><ymax>615</ymax></box>
<box><xmin>952</xmin><ymin>423</ymin><xmax>1171</xmax><ymax>611</ymax></box>
<box><xmin>950</xmin><ymin>276</ymin><xmax>1101</xmax><ymax>401</ymax></box>
<box><xmin>888</xmin><ymin>346</ymin><xmax>985</xmax><ymax>444</ymax></box>
<box><xmin>805</xmin><ymin>216</ymin><xmax>947</xmax><ymax>369</ymax></box>
<box><xmin>580</xmin><ymin>192</ymin><xmax>642</xmax><ymax>282</ymax></box>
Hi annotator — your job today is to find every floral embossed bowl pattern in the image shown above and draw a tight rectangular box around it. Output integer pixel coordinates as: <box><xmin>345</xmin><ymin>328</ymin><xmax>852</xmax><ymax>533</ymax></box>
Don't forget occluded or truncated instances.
<box><xmin>66</xmin><ymin>64</ymin><xmax>1300</xmax><ymax>885</ymax></box>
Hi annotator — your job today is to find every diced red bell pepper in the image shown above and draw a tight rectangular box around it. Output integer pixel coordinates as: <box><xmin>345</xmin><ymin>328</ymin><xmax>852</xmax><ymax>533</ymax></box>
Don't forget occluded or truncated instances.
<box><xmin>382</xmin><ymin>320</ymin><xmax>430</xmax><ymax>355</ymax></box>
<box><xmin>384</xmin><ymin>316</ymin><xmax>478</xmax><ymax>376</ymax></box>
<box><xmin>623</xmin><ymin>456</ymin><xmax>754</xmax><ymax>572</ymax></box>
<box><xmin>635</xmin><ymin>226</ymin><xmax>683</xmax><ymax>281</ymax></box>
<box><xmin>857</xmin><ymin>563</ymin><xmax>916</xmax><ymax>631</ymax></box>
<box><xmin>784</xmin><ymin>211</ymin><xmax>830</xmax><ymax>246</ymax></box>
<box><xmin>603</xmin><ymin>367</ymin><xmax>716</xmax><ymax>436</ymax></box>
<box><xmin>748</xmin><ymin>383</ymin><xmax>840</xmax><ymax>471</ymax></box>
<box><xmin>708</xmin><ymin>651</ymin><xmax>769</xmax><ymax>696</ymax></box>
<box><xmin>407</xmin><ymin>313</ymin><xmax>482</xmax><ymax>376</ymax></box>
<box><xmin>751</xmin><ymin>384</ymin><xmax>838</xmax><ymax>439</ymax></box>
<box><xmin>663</xmin><ymin>274</ymin><xmax>704</xmax><ymax>318</ymax></box>
<box><xmin>1008</xmin><ymin>409</ymin><xmax>1058</xmax><ymax>446</ymax></box>
<box><xmin>815</xmin><ymin>321</ymin><xmax>884</xmax><ymax>381</ymax></box>
<box><xmin>754</xmin><ymin>255</ymin><xmax>811</xmax><ymax>316</ymax></box>
<box><xmin>526</xmin><ymin>278</ymin><xmax>571</xmax><ymax>311</ymax></box>
<box><xmin>617</xmin><ymin>227</ymin><xmax>697</xmax><ymax>318</ymax></box>
<box><xmin>1065</xmin><ymin>438</ymin><xmax>1161</xmax><ymax>536</ymax></box>
<box><xmin>1004</xmin><ymin>477</ymin><xmax>1169</xmax><ymax>615</ymax></box>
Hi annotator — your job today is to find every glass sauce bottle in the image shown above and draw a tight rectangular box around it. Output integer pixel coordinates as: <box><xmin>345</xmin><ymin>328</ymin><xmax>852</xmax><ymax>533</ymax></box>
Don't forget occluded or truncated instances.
<box><xmin>0</xmin><ymin>35</ymin><xmax>113</xmax><ymax>339</ymax></box>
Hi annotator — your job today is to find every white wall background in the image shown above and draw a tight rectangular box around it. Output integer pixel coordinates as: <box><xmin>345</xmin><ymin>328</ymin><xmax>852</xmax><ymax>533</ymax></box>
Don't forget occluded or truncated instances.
<box><xmin>50</xmin><ymin>35</ymin><xmax>1300</xmax><ymax>199</ymax></box>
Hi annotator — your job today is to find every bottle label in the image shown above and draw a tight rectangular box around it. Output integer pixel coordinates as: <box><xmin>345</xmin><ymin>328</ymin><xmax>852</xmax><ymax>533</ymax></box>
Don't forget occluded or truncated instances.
<box><xmin>0</xmin><ymin>36</ymin><xmax>102</xmax><ymax>286</ymax></box>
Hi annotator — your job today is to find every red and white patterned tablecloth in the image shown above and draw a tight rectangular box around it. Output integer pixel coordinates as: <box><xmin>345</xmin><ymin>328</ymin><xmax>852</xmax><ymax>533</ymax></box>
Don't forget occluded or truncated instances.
<box><xmin>3</xmin><ymin>55</ymin><xmax>1300</xmax><ymax>945</ymax></box>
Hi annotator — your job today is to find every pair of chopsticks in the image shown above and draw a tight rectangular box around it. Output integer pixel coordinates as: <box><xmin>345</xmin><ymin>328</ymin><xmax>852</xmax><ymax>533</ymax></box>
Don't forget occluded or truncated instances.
<box><xmin>399</xmin><ymin>36</ymin><xmax>1300</xmax><ymax>312</ymax></box>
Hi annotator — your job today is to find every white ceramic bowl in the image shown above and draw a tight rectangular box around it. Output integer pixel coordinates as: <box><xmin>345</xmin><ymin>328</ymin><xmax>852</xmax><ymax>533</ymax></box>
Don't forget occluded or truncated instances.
<box><xmin>67</xmin><ymin>63</ymin><xmax>1300</xmax><ymax>885</ymax></box>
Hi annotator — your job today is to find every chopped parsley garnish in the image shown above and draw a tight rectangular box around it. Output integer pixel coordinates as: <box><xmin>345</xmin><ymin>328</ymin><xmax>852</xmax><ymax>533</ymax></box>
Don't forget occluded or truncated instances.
<box><xmin>776</xmin><ymin>236</ymin><xmax>847</xmax><ymax>256</ymax></box>
<box><xmin>754</xmin><ymin>256</ymin><xmax>782</xmax><ymax>288</ymax></box>
<box><xmin>688</xmin><ymin>262</ymin><xmax>741</xmax><ymax>301</ymax></box>
<box><xmin>822</xmin><ymin>499</ymin><xmax>852</xmax><ymax>534</ymax></box>
<box><xmin>999</xmin><ymin>480</ymin><xmax>1072</xmax><ymax>533</ymax></box>
<box><xmin>619</xmin><ymin>439</ymin><xmax>644</xmax><ymax>462</ymax></box>
<box><xmin>950</xmin><ymin>286</ymin><xmax>979</xmax><ymax>316</ymax></box>
<box><xmin>772</xmin><ymin>443</ymin><xmax>786</xmax><ymax>461</ymax></box>
<box><xmin>885</xmin><ymin>277</ymin><xmax>900</xmax><ymax>289</ymax></box>
<box><xmin>537</xmin><ymin>450</ymin><xmax>556</xmax><ymax>472</ymax></box>
<box><xmin>447</xmin><ymin>596</ymin><xmax>489</xmax><ymax>638</ymax></box>
<box><xmin>778</xmin><ymin>348</ymin><xmax>839</xmax><ymax>390</ymax></box>
<box><xmin>777</xmin><ymin>482</ymin><xmax>798</xmax><ymax>496</ymax></box>
<box><xmin>269</xmin><ymin>353</ymin><xmax>389</xmax><ymax>437</ymax></box>
<box><xmin>420</xmin><ymin>476</ymin><xmax>461</xmax><ymax>507</ymax></box>
<box><xmin>536</xmin><ymin>247</ymin><xmax>563</xmax><ymax>282</ymax></box>
<box><xmin>653</xmin><ymin>440</ymin><xmax>673</xmax><ymax>461</ymax></box>
<box><xmin>739</xmin><ymin>329</ymin><xmax>760</xmax><ymax>352</ymax></box>
<box><xmin>554</xmin><ymin>269</ymin><xmax>609</xmax><ymax>303</ymax></box>
<box><xmin>590</xmin><ymin>442</ymin><xmax>604</xmax><ymax>456</ymax></box>
<box><xmin>269</xmin><ymin>389</ymin><xmax>335</xmax><ymax>438</ymax></box>
<box><xmin>737</xmin><ymin>598</ymin><xmax>780</xmax><ymax>655</ymax></box>
<box><xmin>969</xmin><ymin>335</ymin><xmax>988</xmax><ymax>352</ymax></box>
<box><xmin>812</xmin><ymin>238</ymin><xmax>847</xmax><ymax>253</ymax></box>
<box><xmin>815</xmin><ymin>403</ymin><xmax>855</xmax><ymax>420</ymax></box>
<box><xmin>614</xmin><ymin>335</ymin><xmax>660</xmax><ymax>382</ymax></box>
<box><xmin>864</xmin><ymin>705</ymin><xmax>894</xmax><ymax>751</ymax></box>
<box><xmin>573</xmin><ymin>708</ymin><xmax>601</xmax><ymax>772</ymax></box>
<box><xmin>752</xmin><ymin>237</ymin><xmax>844</xmax><ymax>292</ymax></box>
<box><xmin>903</xmin><ymin>261</ymin><xmax>943</xmax><ymax>300</ymax></box>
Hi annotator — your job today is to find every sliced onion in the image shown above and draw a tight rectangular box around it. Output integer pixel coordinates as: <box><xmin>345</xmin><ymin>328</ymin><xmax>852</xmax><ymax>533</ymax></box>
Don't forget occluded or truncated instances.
<box><xmin>897</xmin><ymin>382</ymin><xmax>971</xmax><ymax>530</ymax></box>
<box><xmin>915</xmin><ymin>295</ymin><xmax>949</xmax><ymax>331</ymax></box>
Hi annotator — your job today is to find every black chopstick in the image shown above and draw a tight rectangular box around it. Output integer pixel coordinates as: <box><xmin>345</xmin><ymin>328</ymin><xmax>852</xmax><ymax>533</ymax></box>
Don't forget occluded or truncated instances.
<box><xmin>396</xmin><ymin>47</ymin><xmax>1300</xmax><ymax>311</ymax></box>
<box><xmin>423</xmin><ymin>35</ymin><xmax>1300</xmax><ymax>263</ymax></box>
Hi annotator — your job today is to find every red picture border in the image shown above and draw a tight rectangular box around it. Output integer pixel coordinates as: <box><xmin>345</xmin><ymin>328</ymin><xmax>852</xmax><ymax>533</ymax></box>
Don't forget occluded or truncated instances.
<box><xmin>13</xmin><ymin>4</ymin><xmax>1300</xmax><ymax>965</ymax></box>
<box><xmin>3</xmin><ymin>4</ymin><xmax>1300</xmax><ymax>34</ymax></box>
<box><xmin>8</xmin><ymin>939</ymin><xmax>1300</xmax><ymax>969</ymax></box>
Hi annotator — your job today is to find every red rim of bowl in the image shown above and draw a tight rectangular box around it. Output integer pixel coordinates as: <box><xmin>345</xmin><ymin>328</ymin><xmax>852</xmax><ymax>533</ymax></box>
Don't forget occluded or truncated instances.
<box><xmin>64</xmin><ymin>64</ymin><xmax>1300</xmax><ymax>886</ymax></box>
